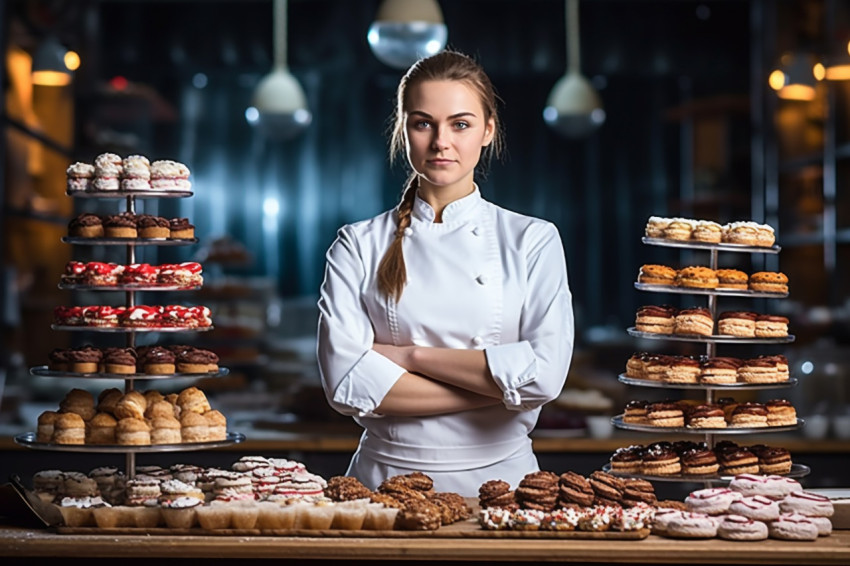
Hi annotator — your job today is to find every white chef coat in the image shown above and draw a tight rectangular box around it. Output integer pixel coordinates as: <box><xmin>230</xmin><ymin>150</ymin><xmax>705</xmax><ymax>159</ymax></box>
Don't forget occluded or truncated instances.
<box><xmin>317</xmin><ymin>187</ymin><xmax>574</xmax><ymax>496</ymax></box>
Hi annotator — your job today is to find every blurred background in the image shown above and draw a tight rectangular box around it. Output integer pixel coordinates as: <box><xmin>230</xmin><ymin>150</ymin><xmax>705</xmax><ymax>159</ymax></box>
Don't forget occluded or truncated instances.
<box><xmin>1</xmin><ymin>0</ymin><xmax>850</xmax><ymax>489</ymax></box>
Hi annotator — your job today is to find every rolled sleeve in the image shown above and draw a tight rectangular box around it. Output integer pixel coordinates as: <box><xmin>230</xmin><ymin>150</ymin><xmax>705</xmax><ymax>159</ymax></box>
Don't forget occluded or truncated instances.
<box><xmin>485</xmin><ymin>222</ymin><xmax>574</xmax><ymax>411</ymax></box>
<box><xmin>317</xmin><ymin>225</ymin><xmax>406</xmax><ymax>417</ymax></box>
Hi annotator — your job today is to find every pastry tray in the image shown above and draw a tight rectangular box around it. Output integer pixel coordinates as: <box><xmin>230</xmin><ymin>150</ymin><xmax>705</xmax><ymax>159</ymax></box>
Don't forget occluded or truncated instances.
<box><xmin>14</xmin><ymin>432</ymin><xmax>245</xmax><ymax>453</ymax></box>
<box><xmin>62</xmin><ymin>237</ymin><xmax>198</xmax><ymax>246</ymax></box>
<box><xmin>634</xmin><ymin>282</ymin><xmax>788</xmax><ymax>298</ymax></box>
<box><xmin>54</xmin><ymin>520</ymin><xmax>650</xmax><ymax>539</ymax></box>
<box><xmin>58</xmin><ymin>283</ymin><xmax>202</xmax><ymax>292</ymax></box>
<box><xmin>641</xmin><ymin>237</ymin><xmax>781</xmax><ymax>254</ymax></box>
<box><xmin>611</xmin><ymin>415</ymin><xmax>804</xmax><ymax>434</ymax></box>
<box><xmin>602</xmin><ymin>463</ymin><xmax>810</xmax><ymax>483</ymax></box>
<box><xmin>617</xmin><ymin>373</ymin><xmax>798</xmax><ymax>390</ymax></box>
<box><xmin>51</xmin><ymin>325</ymin><xmax>214</xmax><ymax>333</ymax></box>
<box><xmin>67</xmin><ymin>189</ymin><xmax>193</xmax><ymax>199</ymax></box>
<box><xmin>30</xmin><ymin>366</ymin><xmax>230</xmax><ymax>381</ymax></box>
<box><xmin>627</xmin><ymin>328</ymin><xmax>795</xmax><ymax>344</ymax></box>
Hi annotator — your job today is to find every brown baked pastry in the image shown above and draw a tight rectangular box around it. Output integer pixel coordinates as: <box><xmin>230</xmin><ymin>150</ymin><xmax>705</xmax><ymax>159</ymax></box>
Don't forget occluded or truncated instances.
<box><xmin>623</xmin><ymin>400</ymin><xmax>649</xmax><ymax>424</ymax></box>
<box><xmin>645</xmin><ymin>217</ymin><xmax>671</xmax><ymax>238</ymax></box>
<box><xmin>102</xmin><ymin>347</ymin><xmax>137</xmax><ymax>374</ymax></box>
<box><xmin>180</xmin><ymin>411</ymin><xmax>210</xmax><ymax>443</ymax></box>
<box><xmin>765</xmin><ymin>399</ymin><xmax>797</xmax><ymax>427</ymax></box>
<box><xmin>557</xmin><ymin>471</ymin><xmax>595</xmax><ymax>508</ymax></box>
<box><xmin>755</xmin><ymin>315</ymin><xmax>789</xmax><ymax>338</ymax></box>
<box><xmin>750</xmin><ymin>444</ymin><xmax>792</xmax><ymax>474</ymax></box>
<box><xmin>642</xmin><ymin>355</ymin><xmax>673</xmax><ymax>381</ymax></box>
<box><xmin>176</xmin><ymin>386</ymin><xmax>211</xmax><ymax>414</ymax></box>
<box><xmin>680</xmin><ymin>447</ymin><xmax>720</xmax><ymax>475</ymax></box>
<box><xmin>667</xmin><ymin>356</ymin><xmax>700</xmax><ymax>384</ymax></box>
<box><xmin>635</xmin><ymin>305</ymin><xmax>677</xmax><ymax>334</ymax></box>
<box><xmin>674</xmin><ymin>307</ymin><xmax>714</xmax><ymax>336</ymax></box>
<box><xmin>394</xmin><ymin>499</ymin><xmax>442</xmax><ymax>530</ymax></box>
<box><xmin>664</xmin><ymin>218</ymin><xmax>694</xmax><ymax>240</ymax></box>
<box><xmin>638</xmin><ymin>264</ymin><xmax>676</xmax><ymax>286</ymax></box>
<box><xmin>169</xmin><ymin>217</ymin><xmax>195</xmax><ymax>239</ymax></box>
<box><xmin>68</xmin><ymin>213</ymin><xmax>104</xmax><ymax>238</ymax></box>
<box><xmin>143</xmin><ymin>390</ymin><xmax>166</xmax><ymax>408</ymax></box>
<box><xmin>729</xmin><ymin>402</ymin><xmax>769</xmax><ymax>428</ymax></box>
<box><xmin>621</xmin><ymin>478</ymin><xmax>657</xmax><ymax>507</ymax></box>
<box><xmin>716</xmin><ymin>311</ymin><xmax>757</xmax><ymax>337</ymax></box>
<box><xmin>103</xmin><ymin>212</ymin><xmax>138</xmax><ymax>238</ymax></box>
<box><xmin>686</xmin><ymin>404</ymin><xmax>726</xmax><ymax>429</ymax></box>
<box><xmin>699</xmin><ymin>357</ymin><xmax>740</xmax><ymax>385</ymax></box>
<box><xmin>717</xmin><ymin>446</ymin><xmax>759</xmax><ymax>475</ymax></box>
<box><xmin>609</xmin><ymin>445</ymin><xmax>643</xmax><ymax>474</ymax></box>
<box><xmin>676</xmin><ymin>266</ymin><xmax>719</xmax><ymax>289</ymax></box>
<box><xmin>48</xmin><ymin>348</ymin><xmax>72</xmax><ymax>372</ymax></box>
<box><xmin>325</xmin><ymin>476</ymin><xmax>373</xmax><ymax>502</ymax></box>
<box><xmin>204</xmin><ymin>409</ymin><xmax>227</xmax><ymax>440</ymax></box>
<box><xmin>67</xmin><ymin>345</ymin><xmax>103</xmax><ymax>373</ymax></box>
<box><xmin>145</xmin><ymin>399</ymin><xmax>178</xmax><ymax>420</ymax></box>
<box><xmin>136</xmin><ymin>214</ymin><xmax>171</xmax><ymax>238</ymax></box>
<box><xmin>692</xmin><ymin>220</ymin><xmax>722</xmax><ymax>243</ymax></box>
<box><xmin>96</xmin><ymin>388</ymin><xmax>123</xmax><ymax>416</ymax></box>
<box><xmin>116</xmin><ymin>417</ymin><xmax>151</xmax><ymax>445</ymax></box>
<box><xmin>514</xmin><ymin>470</ymin><xmax>559</xmax><ymax>512</ymax></box>
<box><xmin>755</xmin><ymin>224</ymin><xmax>776</xmax><ymax>247</ymax></box>
<box><xmin>749</xmin><ymin>271</ymin><xmax>789</xmax><ymax>294</ymax></box>
<box><xmin>52</xmin><ymin>412</ymin><xmax>86</xmax><ymax>444</ymax></box>
<box><xmin>478</xmin><ymin>479</ymin><xmax>516</xmax><ymax>509</ymax></box>
<box><xmin>150</xmin><ymin>416</ymin><xmax>182</xmax><ymax>445</ymax></box>
<box><xmin>723</xmin><ymin>221</ymin><xmax>760</xmax><ymax>246</ymax></box>
<box><xmin>113</xmin><ymin>391</ymin><xmax>147</xmax><ymax>420</ymax></box>
<box><xmin>138</xmin><ymin>346</ymin><xmax>176</xmax><ymax>374</ymax></box>
<box><xmin>738</xmin><ymin>357</ymin><xmax>781</xmax><ymax>384</ymax></box>
<box><xmin>36</xmin><ymin>411</ymin><xmax>60</xmax><ymax>443</ymax></box>
<box><xmin>715</xmin><ymin>268</ymin><xmax>749</xmax><ymax>290</ymax></box>
<box><xmin>369</xmin><ymin>492</ymin><xmax>404</xmax><ymax>509</ymax></box>
<box><xmin>625</xmin><ymin>352</ymin><xmax>648</xmax><ymax>379</ymax></box>
<box><xmin>86</xmin><ymin>412</ymin><xmax>118</xmax><ymax>444</ymax></box>
<box><xmin>176</xmin><ymin>348</ymin><xmax>219</xmax><ymax>373</ymax></box>
<box><xmin>428</xmin><ymin>492</ymin><xmax>471</xmax><ymax>525</ymax></box>
<box><xmin>59</xmin><ymin>388</ymin><xmax>96</xmax><ymax>421</ymax></box>
<box><xmin>588</xmin><ymin>470</ymin><xmax>624</xmax><ymax>507</ymax></box>
<box><xmin>646</xmin><ymin>401</ymin><xmax>685</xmax><ymax>427</ymax></box>
<box><xmin>656</xmin><ymin>500</ymin><xmax>689</xmax><ymax>511</ymax></box>
<box><xmin>641</xmin><ymin>443</ymin><xmax>681</xmax><ymax>475</ymax></box>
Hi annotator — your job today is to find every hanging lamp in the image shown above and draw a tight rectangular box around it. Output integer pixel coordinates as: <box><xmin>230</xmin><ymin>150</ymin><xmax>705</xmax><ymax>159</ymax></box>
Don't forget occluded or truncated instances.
<box><xmin>31</xmin><ymin>35</ymin><xmax>72</xmax><ymax>86</ymax></box>
<box><xmin>249</xmin><ymin>0</ymin><xmax>311</xmax><ymax>140</ymax></box>
<box><xmin>543</xmin><ymin>0</ymin><xmax>605</xmax><ymax>138</ymax></box>
<box><xmin>367</xmin><ymin>0</ymin><xmax>447</xmax><ymax>69</ymax></box>
<box><xmin>769</xmin><ymin>51</ymin><xmax>817</xmax><ymax>101</ymax></box>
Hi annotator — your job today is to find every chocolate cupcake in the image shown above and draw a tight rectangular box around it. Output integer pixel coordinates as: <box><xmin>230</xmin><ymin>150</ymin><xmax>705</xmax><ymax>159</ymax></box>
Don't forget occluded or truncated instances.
<box><xmin>138</xmin><ymin>346</ymin><xmax>176</xmax><ymax>375</ymax></box>
<box><xmin>68</xmin><ymin>213</ymin><xmax>104</xmax><ymax>238</ymax></box>
<box><xmin>169</xmin><ymin>217</ymin><xmax>195</xmax><ymax>239</ymax></box>
<box><xmin>137</xmin><ymin>214</ymin><xmax>171</xmax><ymax>238</ymax></box>
<box><xmin>67</xmin><ymin>345</ymin><xmax>103</xmax><ymax>373</ymax></box>
<box><xmin>103</xmin><ymin>212</ymin><xmax>137</xmax><ymax>238</ymax></box>
<box><xmin>177</xmin><ymin>348</ymin><xmax>219</xmax><ymax>373</ymax></box>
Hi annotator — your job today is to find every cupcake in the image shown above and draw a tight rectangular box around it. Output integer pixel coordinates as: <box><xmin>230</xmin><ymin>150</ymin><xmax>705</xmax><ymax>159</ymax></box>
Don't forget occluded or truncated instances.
<box><xmin>58</xmin><ymin>496</ymin><xmax>108</xmax><ymax>527</ymax></box>
<box><xmin>330</xmin><ymin>499</ymin><xmax>369</xmax><ymax>530</ymax></box>
<box><xmin>195</xmin><ymin>501</ymin><xmax>232</xmax><ymax>530</ymax></box>
<box><xmin>362</xmin><ymin>503</ymin><xmax>400</xmax><ymax>531</ymax></box>
<box><xmin>256</xmin><ymin>500</ymin><xmax>298</xmax><ymax>530</ymax></box>
<box><xmin>229</xmin><ymin>500</ymin><xmax>259</xmax><ymax>529</ymax></box>
<box><xmin>161</xmin><ymin>496</ymin><xmax>201</xmax><ymax>529</ymax></box>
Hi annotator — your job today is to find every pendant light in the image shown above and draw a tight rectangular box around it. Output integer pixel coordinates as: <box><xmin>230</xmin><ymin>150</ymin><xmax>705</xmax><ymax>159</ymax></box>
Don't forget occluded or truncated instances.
<box><xmin>248</xmin><ymin>0</ymin><xmax>311</xmax><ymax>140</ymax></box>
<box><xmin>31</xmin><ymin>35</ymin><xmax>72</xmax><ymax>86</ymax></box>
<box><xmin>367</xmin><ymin>0</ymin><xmax>447</xmax><ymax>69</ymax></box>
<box><xmin>821</xmin><ymin>40</ymin><xmax>850</xmax><ymax>81</ymax></box>
<box><xmin>768</xmin><ymin>52</ymin><xmax>817</xmax><ymax>101</ymax></box>
<box><xmin>543</xmin><ymin>0</ymin><xmax>605</xmax><ymax>138</ymax></box>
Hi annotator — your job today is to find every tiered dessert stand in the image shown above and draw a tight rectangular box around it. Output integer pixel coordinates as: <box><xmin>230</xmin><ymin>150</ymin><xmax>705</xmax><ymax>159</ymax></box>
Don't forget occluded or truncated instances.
<box><xmin>608</xmin><ymin>235</ymin><xmax>809</xmax><ymax>483</ymax></box>
<box><xmin>15</xmin><ymin>184</ymin><xmax>245</xmax><ymax>478</ymax></box>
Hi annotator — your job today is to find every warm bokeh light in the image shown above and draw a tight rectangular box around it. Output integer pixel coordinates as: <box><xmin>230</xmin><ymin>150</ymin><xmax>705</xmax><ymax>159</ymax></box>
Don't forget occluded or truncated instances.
<box><xmin>31</xmin><ymin>70</ymin><xmax>71</xmax><ymax>86</ymax></box>
<box><xmin>64</xmin><ymin>50</ymin><xmax>80</xmax><ymax>71</ymax></box>
<box><xmin>813</xmin><ymin>63</ymin><xmax>825</xmax><ymax>81</ymax></box>
<box><xmin>768</xmin><ymin>70</ymin><xmax>786</xmax><ymax>91</ymax></box>
<box><xmin>825</xmin><ymin>64</ymin><xmax>850</xmax><ymax>80</ymax></box>
<box><xmin>778</xmin><ymin>84</ymin><xmax>816</xmax><ymax>101</ymax></box>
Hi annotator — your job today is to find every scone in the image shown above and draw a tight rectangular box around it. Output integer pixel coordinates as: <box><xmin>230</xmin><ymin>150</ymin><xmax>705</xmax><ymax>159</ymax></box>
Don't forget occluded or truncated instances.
<box><xmin>755</xmin><ymin>315</ymin><xmax>789</xmax><ymax>337</ymax></box>
<box><xmin>716</xmin><ymin>311</ymin><xmax>757</xmax><ymax>337</ymax></box>
<box><xmin>646</xmin><ymin>402</ymin><xmax>685</xmax><ymax>427</ymax></box>
<box><xmin>37</xmin><ymin>411</ymin><xmax>60</xmax><ymax>443</ymax></box>
<box><xmin>176</xmin><ymin>386</ymin><xmax>211</xmax><ymax>414</ymax></box>
<box><xmin>52</xmin><ymin>412</ymin><xmax>86</xmax><ymax>444</ymax></box>
<box><xmin>675</xmin><ymin>266</ymin><xmax>718</xmax><ymax>289</ymax></box>
<box><xmin>59</xmin><ymin>388</ymin><xmax>97</xmax><ymax>421</ymax></box>
<box><xmin>644</xmin><ymin>216</ymin><xmax>670</xmax><ymax>238</ymax></box>
<box><xmin>765</xmin><ymin>399</ymin><xmax>797</xmax><ymax>427</ymax></box>
<box><xmin>667</xmin><ymin>356</ymin><xmax>700</xmax><ymax>384</ymax></box>
<box><xmin>692</xmin><ymin>220</ymin><xmax>722</xmax><ymax>243</ymax></box>
<box><xmin>729</xmin><ymin>402</ymin><xmax>769</xmax><ymax>428</ymax></box>
<box><xmin>116</xmin><ymin>417</ymin><xmax>151</xmax><ymax>445</ymax></box>
<box><xmin>749</xmin><ymin>271</ymin><xmax>788</xmax><ymax>294</ymax></box>
<box><xmin>150</xmin><ymin>416</ymin><xmax>182</xmax><ymax>445</ymax></box>
<box><xmin>664</xmin><ymin>218</ymin><xmax>695</xmax><ymax>240</ymax></box>
<box><xmin>86</xmin><ymin>412</ymin><xmax>118</xmax><ymax>444</ymax></box>
<box><xmin>113</xmin><ymin>391</ymin><xmax>147</xmax><ymax>420</ymax></box>
<box><xmin>180</xmin><ymin>412</ymin><xmax>210</xmax><ymax>443</ymax></box>
<box><xmin>674</xmin><ymin>308</ymin><xmax>714</xmax><ymax>336</ymax></box>
<box><xmin>635</xmin><ymin>305</ymin><xmax>676</xmax><ymax>334</ymax></box>
<box><xmin>637</xmin><ymin>264</ymin><xmax>676</xmax><ymax>286</ymax></box>
<box><xmin>723</xmin><ymin>221</ymin><xmax>760</xmax><ymax>246</ymax></box>
<box><xmin>755</xmin><ymin>224</ymin><xmax>776</xmax><ymax>247</ymax></box>
<box><xmin>699</xmin><ymin>357</ymin><xmax>740</xmax><ymax>385</ymax></box>
<box><xmin>715</xmin><ymin>268</ymin><xmax>748</xmax><ymax>290</ymax></box>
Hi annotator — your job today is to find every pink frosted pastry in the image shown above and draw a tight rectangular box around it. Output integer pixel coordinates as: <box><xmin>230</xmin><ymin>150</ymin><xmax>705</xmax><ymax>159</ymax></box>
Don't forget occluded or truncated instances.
<box><xmin>664</xmin><ymin>512</ymin><xmax>718</xmax><ymax>539</ymax></box>
<box><xmin>728</xmin><ymin>495</ymin><xmax>780</xmax><ymax>522</ymax></box>
<box><xmin>769</xmin><ymin>513</ymin><xmax>818</xmax><ymax>540</ymax></box>
<box><xmin>779</xmin><ymin>491</ymin><xmax>834</xmax><ymax>517</ymax></box>
<box><xmin>716</xmin><ymin>514</ymin><xmax>769</xmax><ymax>541</ymax></box>
<box><xmin>684</xmin><ymin>487</ymin><xmax>741</xmax><ymax>516</ymax></box>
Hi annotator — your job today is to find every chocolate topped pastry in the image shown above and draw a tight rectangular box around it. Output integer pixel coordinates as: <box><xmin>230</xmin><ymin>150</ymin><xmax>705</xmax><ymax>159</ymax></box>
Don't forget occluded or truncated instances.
<box><xmin>515</xmin><ymin>470</ymin><xmax>559</xmax><ymax>511</ymax></box>
<box><xmin>588</xmin><ymin>470</ymin><xmax>624</xmax><ymax>507</ymax></box>
<box><xmin>136</xmin><ymin>214</ymin><xmax>171</xmax><ymax>238</ymax></box>
<box><xmin>557</xmin><ymin>471</ymin><xmax>594</xmax><ymax>508</ymax></box>
<box><xmin>169</xmin><ymin>217</ymin><xmax>195</xmax><ymax>239</ymax></box>
<box><xmin>103</xmin><ymin>212</ymin><xmax>137</xmax><ymax>238</ymax></box>
<box><xmin>671</xmin><ymin>440</ymin><xmax>705</xmax><ymax>455</ymax></box>
<box><xmin>68</xmin><ymin>213</ymin><xmax>104</xmax><ymax>238</ymax></box>
<box><xmin>48</xmin><ymin>348</ymin><xmax>72</xmax><ymax>371</ymax></box>
<box><xmin>66</xmin><ymin>345</ymin><xmax>103</xmax><ymax>373</ymax></box>
<box><xmin>102</xmin><ymin>347</ymin><xmax>137</xmax><ymax>374</ymax></box>
<box><xmin>478</xmin><ymin>479</ymin><xmax>516</xmax><ymax>510</ymax></box>
<box><xmin>621</xmin><ymin>478</ymin><xmax>656</xmax><ymax>507</ymax></box>
<box><xmin>138</xmin><ymin>346</ymin><xmax>177</xmax><ymax>374</ymax></box>
<box><xmin>680</xmin><ymin>447</ymin><xmax>719</xmax><ymax>475</ymax></box>
<box><xmin>176</xmin><ymin>348</ymin><xmax>219</xmax><ymax>373</ymax></box>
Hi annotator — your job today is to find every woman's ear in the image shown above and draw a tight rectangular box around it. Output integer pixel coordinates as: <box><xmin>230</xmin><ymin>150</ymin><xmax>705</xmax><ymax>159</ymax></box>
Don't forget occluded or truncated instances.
<box><xmin>482</xmin><ymin>117</ymin><xmax>495</xmax><ymax>147</ymax></box>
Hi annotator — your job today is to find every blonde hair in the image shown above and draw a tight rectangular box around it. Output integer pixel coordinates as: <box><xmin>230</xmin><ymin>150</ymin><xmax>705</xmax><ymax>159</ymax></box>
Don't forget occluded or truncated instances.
<box><xmin>377</xmin><ymin>51</ymin><xmax>504</xmax><ymax>302</ymax></box>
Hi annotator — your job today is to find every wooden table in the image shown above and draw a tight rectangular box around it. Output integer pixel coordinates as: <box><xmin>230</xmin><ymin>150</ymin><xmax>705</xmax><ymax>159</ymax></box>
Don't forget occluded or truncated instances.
<box><xmin>0</xmin><ymin>526</ymin><xmax>848</xmax><ymax>564</ymax></box>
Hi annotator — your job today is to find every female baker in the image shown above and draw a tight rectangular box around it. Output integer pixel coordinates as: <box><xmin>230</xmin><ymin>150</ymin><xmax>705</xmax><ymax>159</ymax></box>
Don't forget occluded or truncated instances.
<box><xmin>317</xmin><ymin>50</ymin><xmax>574</xmax><ymax>496</ymax></box>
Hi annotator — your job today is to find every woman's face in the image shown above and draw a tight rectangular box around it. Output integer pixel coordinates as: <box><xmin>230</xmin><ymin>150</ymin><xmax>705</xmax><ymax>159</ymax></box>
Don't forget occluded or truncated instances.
<box><xmin>404</xmin><ymin>80</ymin><xmax>495</xmax><ymax>194</ymax></box>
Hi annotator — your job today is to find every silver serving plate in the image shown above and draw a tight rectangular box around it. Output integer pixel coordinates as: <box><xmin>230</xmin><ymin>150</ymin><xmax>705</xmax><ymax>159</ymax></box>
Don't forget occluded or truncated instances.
<box><xmin>634</xmin><ymin>282</ymin><xmax>788</xmax><ymax>299</ymax></box>
<box><xmin>14</xmin><ymin>432</ymin><xmax>245</xmax><ymax>453</ymax></box>
<box><xmin>62</xmin><ymin>237</ymin><xmax>198</xmax><ymax>246</ymax></box>
<box><xmin>29</xmin><ymin>366</ymin><xmax>229</xmax><ymax>381</ymax></box>
<box><xmin>617</xmin><ymin>373</ymin><xmax>798</xmax><ymax>390</ymax></box>
<box><xmin>58</xmin><ymin>283</ymin><xmax>201</xmax><ymax>292</ymax></box>
<box><xmin>602</xmin><ymin>462</ymin><xmax>810</xmax><ymax>483</ymax></box>
<box><xmin>611</xmin><ymin>415</ymin><xmax>804</xmax><ymax>435</ymax></box>
<box><xmin>67</xmin><ymin>189</ymin><xmax>193</xmax><ymax>199</ymax></box>
<box><xmin>627</xmin><ymin>328</ymin><xmax>796</xmax><ymax>344</ymax></box>
<box><xmin>51</xmin><ymin>325</ymin><xmax>213</xmax><ymax>333</ymax></box>
<box><xmin>641</xmin><ymin>237</ymin><xmax>781</xmax><ymax>254</ymax></box>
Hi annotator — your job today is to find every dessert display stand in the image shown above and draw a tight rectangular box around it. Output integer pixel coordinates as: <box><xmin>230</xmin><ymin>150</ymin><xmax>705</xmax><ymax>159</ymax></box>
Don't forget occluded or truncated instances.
<box><xmin>609</xmin><ymin>237</ymin><xmax>810</xmax><ymax>484</ymax></box>
<box><xmin>15</xmin><ymin>189</ymin><xmax>245</xmax><ymax>480</ymax></box>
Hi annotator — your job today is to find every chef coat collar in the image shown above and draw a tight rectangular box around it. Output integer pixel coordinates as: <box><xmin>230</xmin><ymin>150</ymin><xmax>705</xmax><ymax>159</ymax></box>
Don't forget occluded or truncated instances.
<box><xmin>412</xmin><ymin>185</ymin><xmax>482</xmax><ymax>225</ymax></box>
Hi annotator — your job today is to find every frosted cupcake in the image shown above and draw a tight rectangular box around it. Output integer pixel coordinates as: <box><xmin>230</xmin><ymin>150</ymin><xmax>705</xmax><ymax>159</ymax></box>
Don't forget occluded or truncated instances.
<box><xmin>161</xmin><ymin>496</ymin><xmax>201</xmax><ymax>529</ymax></box>
<box><xmin>59</xmin><ymin>496</ymin><xmax>107</xmax><ymax>527</ymax></box>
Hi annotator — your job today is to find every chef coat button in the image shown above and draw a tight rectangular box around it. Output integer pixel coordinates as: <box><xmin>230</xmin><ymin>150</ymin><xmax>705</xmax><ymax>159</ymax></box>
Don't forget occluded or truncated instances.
<box><xmin>476</xmin><ymin>274</ymin><xmax>488</xmax><ymax>285</ymax></box>
<box><xmin>472</xmin><ymin>226</ymin><xmax>481</xmax><ymax>236</ymax></box>
<box><xmin>403</xmin><ymin>227</ymin><xmax>413</xmax><ymax>237</ymax></box>
<box><xmin>472</xmin><ymin>336</ymin><xmax>484</xmax><ymax>346</ymax></box>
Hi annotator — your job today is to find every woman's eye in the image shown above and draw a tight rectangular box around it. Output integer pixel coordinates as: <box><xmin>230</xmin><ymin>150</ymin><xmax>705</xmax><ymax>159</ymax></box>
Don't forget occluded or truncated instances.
<box><xmin>413</xmin><ymin>120</ymin><xmax>431</xmax><ymax>129</ymax></box>
<box><xmin>454</xmin><ymin>121</ymin><xmax>470</xmax><ymax>130</ymax></box>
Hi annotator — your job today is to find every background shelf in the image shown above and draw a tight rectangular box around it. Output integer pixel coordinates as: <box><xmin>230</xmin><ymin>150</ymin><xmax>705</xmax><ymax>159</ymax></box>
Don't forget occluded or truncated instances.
<box><xmin>617</xmin><ymin>373</ymin><xmax>797</xmax><ymax>390</ymax></box>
